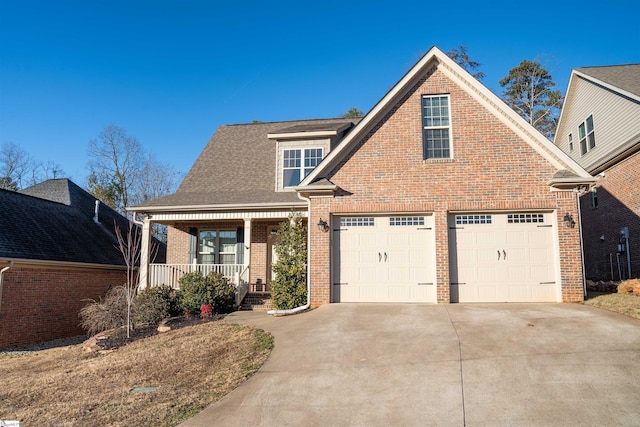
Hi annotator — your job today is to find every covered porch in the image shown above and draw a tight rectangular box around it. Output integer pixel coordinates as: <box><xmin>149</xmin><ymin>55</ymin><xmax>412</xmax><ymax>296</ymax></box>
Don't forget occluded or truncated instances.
<box><xmin>136</xmin><ymin>206</ymin><xmax>307</xmax><ymax>309</ymax></box>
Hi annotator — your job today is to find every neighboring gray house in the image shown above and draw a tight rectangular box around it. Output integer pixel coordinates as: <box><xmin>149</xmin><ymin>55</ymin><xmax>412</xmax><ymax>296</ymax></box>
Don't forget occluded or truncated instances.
<box><xmin>554</xmin><ymin>64</ymin><xmax>640</xmax><ymax>281</ymax></box>
<box><xmin>0</xmin><ymin>179</ymin><xmax>162</xmax><ymax>348</ymax></box>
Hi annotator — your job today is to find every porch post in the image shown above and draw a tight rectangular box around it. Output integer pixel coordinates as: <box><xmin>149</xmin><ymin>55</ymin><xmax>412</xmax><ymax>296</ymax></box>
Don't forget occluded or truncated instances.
<box><xmin>243</xmin><ymin>218</ymin><xmax>252</xmax><ymax>269</ymax></box>
<box><xmin>139</xmin><ymin>216</ymin><xmax>151</xmax><ymax>290</ymax></box>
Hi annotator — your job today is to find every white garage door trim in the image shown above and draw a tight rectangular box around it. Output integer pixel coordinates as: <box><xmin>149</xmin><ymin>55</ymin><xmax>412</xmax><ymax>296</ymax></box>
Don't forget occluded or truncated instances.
<box><xmin>448</xmin><ymin>212</ymin><xmax>560</xmax><ymax>303</ymax></box>
<box><xmin>332</xmin><ymin>214</ymin><xmax>436</xmax><ymax>303</ymax></box>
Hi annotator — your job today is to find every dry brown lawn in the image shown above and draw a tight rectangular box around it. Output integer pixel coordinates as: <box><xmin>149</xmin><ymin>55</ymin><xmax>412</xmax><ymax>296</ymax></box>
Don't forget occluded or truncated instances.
<box><xmin>0</xmin><ymin>320</ymin><xmax>273</xmax><ymax>426</ymax></box>
<box><xmin>583</xmin><ymin>292</ymin><xmax>640</xmax><ymax>320</ymax></box>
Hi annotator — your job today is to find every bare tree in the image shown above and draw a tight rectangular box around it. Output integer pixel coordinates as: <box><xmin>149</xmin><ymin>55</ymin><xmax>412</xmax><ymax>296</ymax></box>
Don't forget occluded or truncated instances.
<box><xmin>1</xmin><ymin>142</ymin><xmax>30</xmax><ymax>190</ymax></box>
<box><xmin>114</xmin><ymin>220</ymin><xmax>141</xmax><ymax>339</ymax></box>
<box><xmin>88</xmin><ymin>124</ymin><xmax>145</xmax><ymax>214</ymax></box>
<box><xmin>87</xmin><ymin>125</ymin><xmax>179</xmax><ymax>220</ymax></box>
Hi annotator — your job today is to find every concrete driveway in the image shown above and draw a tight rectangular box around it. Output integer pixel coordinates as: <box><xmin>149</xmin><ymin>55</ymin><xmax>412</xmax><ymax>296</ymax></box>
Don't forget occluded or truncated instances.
<box><xmin>180</xmin><ymin>304</ymin><xmax>640</xmax><ymax>426</ymax></box>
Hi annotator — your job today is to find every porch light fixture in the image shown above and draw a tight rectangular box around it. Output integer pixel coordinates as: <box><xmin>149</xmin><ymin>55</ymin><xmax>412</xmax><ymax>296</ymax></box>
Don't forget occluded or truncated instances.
<box><xmin>563</xmin><ymin>213</ymin><xmax>575</xmax><ymax>228</ymax></box>
<box><xmin>317</xmin><ymin>218</ymin><xmax>329</xmax><ymax>232</ymax></box>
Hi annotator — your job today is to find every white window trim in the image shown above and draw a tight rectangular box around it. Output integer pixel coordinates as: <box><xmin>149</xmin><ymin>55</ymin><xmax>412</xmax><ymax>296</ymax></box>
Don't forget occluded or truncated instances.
<box><xmin>198</xmin><ymin>229</ymin><xmax>237</xmax><ymax>264</ymax></box>
<box><xmin>578</xmin><ymin>114</ymin><xmax>596</xmax><ymax>156</ymax></box>
<box><xmin>282</xmin><ymin>147</ymin><xmax>324</xmax><ymax>189</ymax></box>
<box><xmin>422</xmin><ymin>94</ymin><xmax>453</xmax><ymax>160</ymax></box>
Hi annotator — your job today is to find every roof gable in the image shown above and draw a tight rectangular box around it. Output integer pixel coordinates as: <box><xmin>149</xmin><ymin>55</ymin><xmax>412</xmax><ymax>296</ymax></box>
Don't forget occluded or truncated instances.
<box><xmin>574</xmin><ymin>64</ymin><xmax>640</xmax><ymax>100</ymax></box>
<box><xmin>300</xmin><ymin>46</ymin><xmax>592</xmax><ymax>187</ymax></box>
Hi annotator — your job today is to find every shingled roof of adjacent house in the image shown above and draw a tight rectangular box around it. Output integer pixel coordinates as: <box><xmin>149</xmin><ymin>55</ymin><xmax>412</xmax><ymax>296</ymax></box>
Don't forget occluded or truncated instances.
<box><xmin>576</xmin><ymin>64</ymin><xmax>640</xmax><ymax>98</ymax></box>
<box><xmin>134</xmin><ymin>118</ymin><xmax>358</xmax><ymax>208</ymax></box>
<box><xmin>1</xmin><ymin>179</ymin><xmax>136</xmax><ymax>265</ymax></box>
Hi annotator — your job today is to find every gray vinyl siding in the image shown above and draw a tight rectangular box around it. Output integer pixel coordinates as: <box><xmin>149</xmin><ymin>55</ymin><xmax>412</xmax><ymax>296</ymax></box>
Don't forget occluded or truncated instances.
<box><xmin>556</xmin><ymin>75</ymin><xmax>640</xmax><ymax>173</ymax></box>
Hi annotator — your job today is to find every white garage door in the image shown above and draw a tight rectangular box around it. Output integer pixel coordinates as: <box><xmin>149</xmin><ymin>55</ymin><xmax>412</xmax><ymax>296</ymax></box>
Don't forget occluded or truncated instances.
<box><xmin>448</xmin><ymin>213</ymin><xmax>558</xmax><ymax>303</ymax></box>
<box><xmin>333</xmin><ymin>215</ymin><xmax>436</xmax><ymax>303</ymax></box>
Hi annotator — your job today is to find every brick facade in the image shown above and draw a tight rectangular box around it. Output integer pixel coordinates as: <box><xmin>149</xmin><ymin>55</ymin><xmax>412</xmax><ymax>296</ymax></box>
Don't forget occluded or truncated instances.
<box><xmin>307</xmin><ymin>66</ymin><xmax>586</xmax><ymax>306</ymax></box>
<box><xmin>0</xmin><ymin>266</ymin><xmax>126</xmax><ymax>349</ymax></box>
<box><xmin>580</xmin><ymin>151</ymin><xmax>640</xmax><ymax>281</ymax></box>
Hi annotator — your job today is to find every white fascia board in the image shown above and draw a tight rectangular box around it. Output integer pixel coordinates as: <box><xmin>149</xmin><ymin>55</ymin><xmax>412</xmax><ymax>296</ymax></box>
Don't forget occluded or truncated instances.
<box><xmin>553</xmin><ymin>71</ymin><xmax>579</xmax><ymax>145</ymax></box>
<box><xmin>300</xmin><ymin>47</ymin><xmax>443</xmax><ymax>186</ymax></box>
<box><xmin>268</xmin><ymin>130</ymin><xmax>338</xmax><ymax>139</ymax></box>
<box><xmin>127</xmin><ymin>201</ymin><xmax>307</xmax><ymax>213</ymax></box>
<box><xmin>573</xmin><ymin>70</ymin><xmax>640</xmax><ymax>103</ymax></box>
<box><xmin>267</xmin><ymin>123</ymin><xmax>353</xmax><ymax>140</ymax></box>
<box><xmin>436</xmin><ymin>58</ymin><xmax>592</xmax><ymax>179</ymax></box>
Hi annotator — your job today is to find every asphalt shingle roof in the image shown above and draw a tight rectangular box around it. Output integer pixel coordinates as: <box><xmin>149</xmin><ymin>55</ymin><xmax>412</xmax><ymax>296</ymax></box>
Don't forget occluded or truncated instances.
<box><xmin>136</xmin><ymin>118</ymin><xmax>358</xmax><ymax>208</ymax></box>
<box><xmin>1</xmin><ymin>179</ymin><xmax>134</xmax><ymax>265</ymax></box>
<box><xmin>576</xmin><ymin>64</ymin><xmax>640</xmax><ymax>98</ymax></box>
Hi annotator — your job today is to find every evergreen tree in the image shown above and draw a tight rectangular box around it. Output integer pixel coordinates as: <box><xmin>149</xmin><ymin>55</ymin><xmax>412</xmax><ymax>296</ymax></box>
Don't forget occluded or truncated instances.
<box><xmin>271</xmin><ymin>213</ymin><xmax>307</xmax><ymax>310</ymax></box>
<box><xmin>499</xmin><ymin>60</ymin><xmax>563</xmax><ymax>139</ymax></box>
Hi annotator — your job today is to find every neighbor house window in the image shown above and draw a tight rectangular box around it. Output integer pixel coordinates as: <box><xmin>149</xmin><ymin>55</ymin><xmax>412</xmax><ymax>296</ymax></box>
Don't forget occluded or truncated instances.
<box><xmin>198</xmin><ymin>230</ymin><xmax>237</xmax><ymax>264</ymax></box>
<box><xmin>579</xmin><ymin>115</ymin><xmax>596</xmax><ymax>155</ymax></box>
<box><xmin>422</xmin><ymin>95</ymin><xmax>451</xmax><ymax>159</ymax></box>
<box><xmin>283</xmin><ymin>148</ymin><xmax>323</xmax><ymax>187</ymax></box>
<box><xmin>568</xmin><ymin>133</ymin><xmax>573</xmax><ymax>151</ymax></box>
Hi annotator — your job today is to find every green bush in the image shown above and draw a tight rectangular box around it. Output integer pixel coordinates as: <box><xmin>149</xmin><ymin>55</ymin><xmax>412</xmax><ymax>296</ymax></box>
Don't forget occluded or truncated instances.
<box><xmin>271</xmin><ymin>213</ymin><xmax>307</xmax><ymax>310</ymax></box>
<box><xmin>134</xmin><ymin>285</ymin><xmax>179</xmax><ymax>326</ymax></box>
<box><xmin>176</xmin><ymin>271</ymin><xmax>236</xmax><ymax>315</ymax></box>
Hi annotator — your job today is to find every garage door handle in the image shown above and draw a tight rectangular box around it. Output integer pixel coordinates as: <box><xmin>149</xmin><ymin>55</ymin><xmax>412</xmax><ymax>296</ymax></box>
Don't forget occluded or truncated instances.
<box><xmin>384</xmin><ymin>252</ymin><xmax>387</xmax><ymax>262</ymax></box>
<box><xmin>497</xmin><ymin>250</ymin><xmax>501</xmax><ymax>260</ymax></box>
<box><xmin>503</xmin><ymin>250</ymin><xmax>507</xmax><ymax>260</ymax></box>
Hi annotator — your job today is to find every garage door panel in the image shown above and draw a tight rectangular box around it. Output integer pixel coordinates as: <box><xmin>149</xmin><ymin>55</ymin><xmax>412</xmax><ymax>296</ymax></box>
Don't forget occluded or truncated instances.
<box><xmin>477</xmin><ymin>266</ymin><xmax>497</xmax><ymax>281</ymax></box>
<box><xmin>333</xmin><ymin>215</ymin><xmax>435</xmax><ymax>303</ymax></box>
<box><xmin>449</xmin><ymin>213</ymin><xmax>558</xmax><ymax>303</ymax></box>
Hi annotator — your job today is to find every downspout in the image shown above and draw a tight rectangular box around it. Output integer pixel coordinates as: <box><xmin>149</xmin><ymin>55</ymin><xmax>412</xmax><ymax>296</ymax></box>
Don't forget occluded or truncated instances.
<box><xmin>0</xmin><ymin>261</ymin><xmax>14</xmax><ymax>311</ymax></box>
<box><xmin>267</xmin><ymin>193</ymin><xmax>312</xmax><ymax>315</ymax></box>
<box><xmin>575</xmin><ymin>188</ymin><xmax>588</xmax><ymax>297</ymax></box>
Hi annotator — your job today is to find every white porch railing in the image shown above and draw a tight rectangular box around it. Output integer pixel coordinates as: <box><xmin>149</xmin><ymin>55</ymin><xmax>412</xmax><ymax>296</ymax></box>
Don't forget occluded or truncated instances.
<box><xmin>149</xmin><ymin>263</ymin><xmax>245</xmax><ymax>289</ymax></box>
<box><xmin>235</xmin><ymin>266</ymin><xmax>250</xmax><ymax>307</ymax></box>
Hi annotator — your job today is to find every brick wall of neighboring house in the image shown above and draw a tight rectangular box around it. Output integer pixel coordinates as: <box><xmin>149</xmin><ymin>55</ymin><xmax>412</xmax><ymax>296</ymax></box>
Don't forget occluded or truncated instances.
<box><xmin>0</xmin><ymin>266</ymin><xmax>126</xmax><ymax>349</ymax></box>
<box><xmin>580</xmin><ymin>151</ymin><xmax>640</xmax><ymax>281</ymax></box>
<box><xmin>308</xmin><ymin>66</ymin><xmax>585</xmax><ymax>306</ymax></box>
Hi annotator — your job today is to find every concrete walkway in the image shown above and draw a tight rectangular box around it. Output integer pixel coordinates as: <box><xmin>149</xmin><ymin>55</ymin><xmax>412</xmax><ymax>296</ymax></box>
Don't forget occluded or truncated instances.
<box><xmin>180</xmin><ymin>304</ymin><xmax>640</xmax><ymax>427</ymax></box>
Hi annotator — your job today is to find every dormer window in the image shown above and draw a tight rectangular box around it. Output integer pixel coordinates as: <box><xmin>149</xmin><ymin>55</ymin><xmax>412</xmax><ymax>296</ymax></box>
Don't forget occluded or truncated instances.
<box><xmin>283</xmin><ymin>148</ymin><xmax>323</xmax><ymax>187</ymax></box>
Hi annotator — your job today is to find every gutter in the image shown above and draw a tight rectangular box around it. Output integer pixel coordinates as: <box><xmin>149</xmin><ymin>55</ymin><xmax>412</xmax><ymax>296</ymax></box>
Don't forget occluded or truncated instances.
<box><xmin>0</xmin><ymin>261</ymin><xmax>13</xmax><ymax>311</ymax></box>
<box><xmin>126</xmin><ymin>201</ymin><xmax>307</xmax><ymax>213</ymax></box>
<box><xmin>267</xmin><ymin>192</ymin><xmax>312</xmax><ymax>316</ymax></box>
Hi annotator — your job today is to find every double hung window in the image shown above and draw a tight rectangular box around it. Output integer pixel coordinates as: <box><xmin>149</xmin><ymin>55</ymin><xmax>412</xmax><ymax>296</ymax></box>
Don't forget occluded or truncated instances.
<box><xmin>422</xmin><ymin>95</ymin><xmax>451</xmax><ymax>159</ymax></box>
<box><xmin>283</xmin><ymin>148</ymin><xmax>323</xmax><ymax>187</ymax></box>
<box><xmin>579</xmin><ymin>115</ymin><xmax>596</xmax><ymax>155</ymax></box>
<box><xmin>198</xmin><ymin>230</ymin><xmax>237</xmax><ymax>264</ymax></box>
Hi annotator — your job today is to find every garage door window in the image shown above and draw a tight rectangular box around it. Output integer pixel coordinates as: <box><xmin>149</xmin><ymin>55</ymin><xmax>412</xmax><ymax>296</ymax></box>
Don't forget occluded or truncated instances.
<box><xmin>340</xmin><ymin>217</ymin><xmax>375</xmax><ymax>227</ymax></box>
<box><xmin>507</xmin><ymin>214</ymin><xmax>544</xmax><ymax>224</ymax></box>
<box><xmin>455</xmin><ymin>215</ymin><xmax>492</xmax><ymax>225</ymax></box>
<box><xmin>389</xmin><ymin>216</ymin><xmax>425</xmax><ymax>226</ymax></box>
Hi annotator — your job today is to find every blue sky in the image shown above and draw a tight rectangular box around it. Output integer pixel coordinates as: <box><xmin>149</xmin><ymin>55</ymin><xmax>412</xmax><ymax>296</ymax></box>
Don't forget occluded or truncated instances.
<box><xmin>1</xmin><ymin>0</ymin><xmax>638</xmax><ymax>185</ymax></box>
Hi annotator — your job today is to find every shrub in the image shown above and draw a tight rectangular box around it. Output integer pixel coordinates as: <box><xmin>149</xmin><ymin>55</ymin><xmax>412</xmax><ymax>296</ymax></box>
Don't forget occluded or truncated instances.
<box><xmin>271</xmin><ymin>213</ymin><xmax>307</xmax><ymax>310</ymax></box>
<box><xmin>176</xmin><ymin>271</ymin><xmax>236</xmax><ymax>315</ymax></box>
<box><xmin>200</xmin><ymin>304</ymin><xmax>213</xmax><ymax>318</ymax></box>
<box><xmin>135</xmin><ymin>285</ymin><xmax>179</xmax><ymax>326</ymax></box>
<box><xmin>79</xmin><ymin>286</ymin><xmax>129</xmax><ymax>336</ymax></box>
